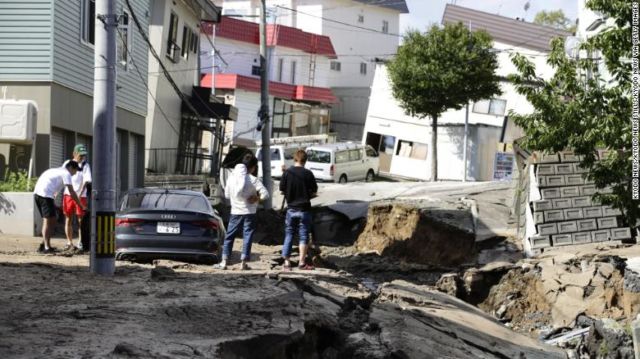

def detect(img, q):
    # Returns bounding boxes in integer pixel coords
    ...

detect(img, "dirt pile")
[479,268,552,333]
[354,201,475,267]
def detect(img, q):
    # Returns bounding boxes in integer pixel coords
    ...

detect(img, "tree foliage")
[509,0,638,225]
[387,23,501,181]
[533,10,576,33]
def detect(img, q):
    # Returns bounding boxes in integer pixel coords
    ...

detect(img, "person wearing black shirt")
[279,150,318,270]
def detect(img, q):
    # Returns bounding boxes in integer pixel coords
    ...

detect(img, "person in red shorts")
[62,144,92,250]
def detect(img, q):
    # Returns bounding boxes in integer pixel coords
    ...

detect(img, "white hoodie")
[225,164,269,215]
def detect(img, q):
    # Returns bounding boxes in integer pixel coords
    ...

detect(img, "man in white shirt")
[214,154,269,270]
[62,144,92,250]
[33,160,85,253]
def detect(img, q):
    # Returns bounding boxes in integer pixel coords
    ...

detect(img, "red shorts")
[63,195,87,217]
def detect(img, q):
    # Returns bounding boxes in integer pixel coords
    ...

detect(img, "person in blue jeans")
[280,150,318,271]
[215,154,268,270]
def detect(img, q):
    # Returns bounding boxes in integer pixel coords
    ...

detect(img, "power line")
[124,0,226,144]
[116,27,180,136]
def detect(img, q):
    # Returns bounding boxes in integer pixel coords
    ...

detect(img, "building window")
[277,58,284,82]
[358,14,364,23]
[396,140,427,160]
[251,65,261,76]
[117,12,131,70]
[190,30,198,54]
[291,61,297,84]
[472,99,507,116]
[360,62,367,75]
[167,12,179,62]
[181,26,190,59]
[81,0,96,45]
[330,61,341,71]
[382,20,389,34]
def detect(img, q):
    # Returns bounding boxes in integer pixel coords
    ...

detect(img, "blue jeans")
[222,214,256,261]
[282,209,312,258]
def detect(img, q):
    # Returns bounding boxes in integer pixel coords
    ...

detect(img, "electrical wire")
[116,27,180,136]
[124,0,226,144]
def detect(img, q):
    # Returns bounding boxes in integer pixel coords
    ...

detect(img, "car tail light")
[115,218,144,227]
[330,164,334,176]
[191,220,219,230]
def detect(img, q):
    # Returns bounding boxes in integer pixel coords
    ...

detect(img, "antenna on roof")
[523,1,531,20]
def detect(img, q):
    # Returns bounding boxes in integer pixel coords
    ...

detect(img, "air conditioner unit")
[172,44,181,63]
[0,100,37,144]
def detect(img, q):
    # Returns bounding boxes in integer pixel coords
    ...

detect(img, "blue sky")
[400,0,578,34]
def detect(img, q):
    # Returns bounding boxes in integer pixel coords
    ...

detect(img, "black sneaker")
[36,243,45,253]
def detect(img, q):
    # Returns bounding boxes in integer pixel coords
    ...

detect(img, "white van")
[305,143,379,183]
[256,145,299,178]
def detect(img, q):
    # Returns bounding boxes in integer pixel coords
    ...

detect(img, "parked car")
[256,145,300,178]
[305,143,379,183]
[115,188,224,264]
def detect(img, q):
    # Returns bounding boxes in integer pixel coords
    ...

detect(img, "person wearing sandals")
[215,154,268,270]
[33,160,86,253]
[280,150,317,271]
[62,144,92,251]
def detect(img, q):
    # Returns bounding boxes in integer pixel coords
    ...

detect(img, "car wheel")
[339,175,348,184]
[365,170,375,182]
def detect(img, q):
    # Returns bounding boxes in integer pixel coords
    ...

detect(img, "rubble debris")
[584,319,634,359]
[624,257,640,318]
[481,252,632,334]
[354,201,475,266]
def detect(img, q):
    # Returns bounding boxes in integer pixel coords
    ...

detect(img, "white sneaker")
[240,261,250,270]
[213,261,227,270]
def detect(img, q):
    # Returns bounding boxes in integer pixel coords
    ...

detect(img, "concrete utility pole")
[258,0,273,209]
[463,103,469,182]
[91,0,117,276]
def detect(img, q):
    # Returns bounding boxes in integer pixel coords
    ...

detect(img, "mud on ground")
[0,238,564,359]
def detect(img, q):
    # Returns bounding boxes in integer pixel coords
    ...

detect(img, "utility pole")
[462,103,469,182]
[258,0,273,209]
[91,0,117,276]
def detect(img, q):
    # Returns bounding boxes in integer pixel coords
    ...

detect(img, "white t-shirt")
[34,168,73,199]
[62,160,92,197]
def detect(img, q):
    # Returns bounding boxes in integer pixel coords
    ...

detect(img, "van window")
[284,148,297,160]
[307,149,331,163]
[365,145,378,157]
[336,151,349,164]
[257,148,281,161]
[349,149,361,161]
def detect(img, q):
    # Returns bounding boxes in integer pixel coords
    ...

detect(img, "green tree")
[533,10,576,33]
[510,0,638,225]
[387,23,501,181]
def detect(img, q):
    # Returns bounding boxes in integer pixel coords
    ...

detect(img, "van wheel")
[338,175,348,184]
[366,170,375,182]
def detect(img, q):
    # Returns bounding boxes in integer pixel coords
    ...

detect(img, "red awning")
[201,73,338,104]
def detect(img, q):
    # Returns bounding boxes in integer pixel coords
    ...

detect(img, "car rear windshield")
[257,148,281,161]
[122,192,211,212]
[306,150,331,163]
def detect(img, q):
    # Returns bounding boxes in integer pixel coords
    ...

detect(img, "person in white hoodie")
[215,154,269,270]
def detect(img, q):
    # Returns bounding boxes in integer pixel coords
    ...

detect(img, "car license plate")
[157,222,180,234]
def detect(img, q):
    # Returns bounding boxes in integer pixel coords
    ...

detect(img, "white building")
[362,4,570,182]
[200,17,338,145]
[146,0,236,174]
[213,0,408,140]
[575,0,615,84]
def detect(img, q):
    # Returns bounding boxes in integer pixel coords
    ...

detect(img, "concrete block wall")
[527,150,633,251]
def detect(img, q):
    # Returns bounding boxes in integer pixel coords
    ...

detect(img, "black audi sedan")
[115,189,224,264]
